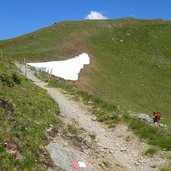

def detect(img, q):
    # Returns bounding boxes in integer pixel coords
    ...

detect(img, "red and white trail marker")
[71,161,95,169]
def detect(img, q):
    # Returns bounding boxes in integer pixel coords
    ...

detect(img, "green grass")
[36,70,171,151]
[53,77,171,151]
[35,70,121,125]
[124,114,171,150]
[46,74,120,126]
[83,19,171,120]
[0,17,171,157]
[161,163,171,171]
[145,147,158,156]
[0,58,60,170]
[0,18,170,122]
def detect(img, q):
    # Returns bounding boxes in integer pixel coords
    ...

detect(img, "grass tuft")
[145,148,158,156]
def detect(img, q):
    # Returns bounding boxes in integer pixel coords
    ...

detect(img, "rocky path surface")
[17,64,168,171]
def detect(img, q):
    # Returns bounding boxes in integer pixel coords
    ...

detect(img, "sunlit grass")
[0,19,170,121]
[36,70,171,151]
[0,58,60,170]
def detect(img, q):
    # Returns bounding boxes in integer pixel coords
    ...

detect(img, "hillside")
[16,65,170,171]
[0,18,171,121]
[0,58,60,170]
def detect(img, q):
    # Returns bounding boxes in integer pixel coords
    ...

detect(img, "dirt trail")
[17,64,168,171]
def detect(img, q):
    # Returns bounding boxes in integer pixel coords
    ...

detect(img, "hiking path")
[17,64,168,171]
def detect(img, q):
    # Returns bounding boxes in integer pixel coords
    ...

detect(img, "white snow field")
[27,53,90,81]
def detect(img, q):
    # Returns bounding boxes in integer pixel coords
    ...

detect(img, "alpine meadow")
[0,18,171,170]
[1,18,171,121]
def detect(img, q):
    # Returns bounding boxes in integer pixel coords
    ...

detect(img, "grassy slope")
[36,70,171,151]
[84,19,171,121]
[0,18,171,121]
[0,58,60,170]
[40,71,171,150]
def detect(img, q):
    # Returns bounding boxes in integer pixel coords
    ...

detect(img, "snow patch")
[27,53,90,81]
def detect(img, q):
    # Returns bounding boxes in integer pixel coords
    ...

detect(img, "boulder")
[136,113,153,123]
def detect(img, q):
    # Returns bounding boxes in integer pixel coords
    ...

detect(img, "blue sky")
[0,0,171,40]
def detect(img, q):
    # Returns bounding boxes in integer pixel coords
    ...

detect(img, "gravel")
[17,64,169,171]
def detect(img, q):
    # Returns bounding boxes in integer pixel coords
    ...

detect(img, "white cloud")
[85,11,108,20]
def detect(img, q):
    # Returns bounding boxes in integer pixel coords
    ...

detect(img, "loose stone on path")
[45,142,97,171]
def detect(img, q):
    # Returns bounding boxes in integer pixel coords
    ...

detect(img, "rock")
[4,140,25,163]
[136,113,169,129]
[0,99,14,111]
[120,39,124,43]
[16,151,25,163]
[160,123,168,129]
[120,148,127,152]
[4,140,19,154]
[109,150,114,154]
[45,142,97,171]
[115,143,120,147]
[137,159,144,163]
[46,125,54,134]
[88,101,93,104]
[5,111,14,117]
[137,113,153,123]
[103,147,108,150]
[46,127,53,133]
[83,135,92,147]
[150,163,157,168]
[91,116,97,121]
[135,162,139,165]
[52,139,56,143]
[43,165,47,168]
[64,143,68,147]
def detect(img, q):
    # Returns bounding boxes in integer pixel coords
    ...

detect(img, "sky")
[0,0,171,40]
